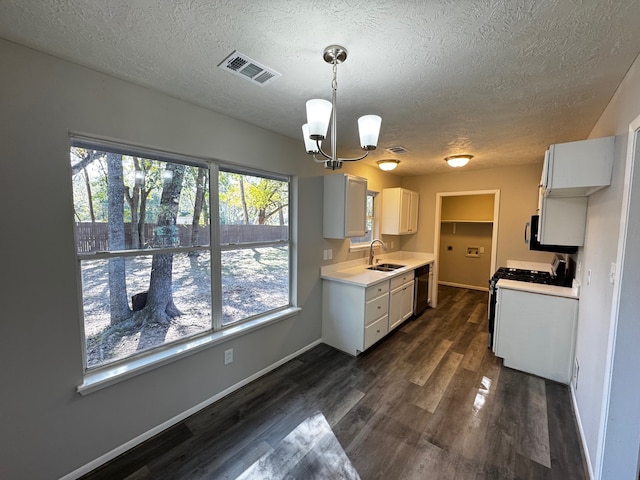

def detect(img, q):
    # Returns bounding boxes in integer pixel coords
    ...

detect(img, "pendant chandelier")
[302,45,382,170]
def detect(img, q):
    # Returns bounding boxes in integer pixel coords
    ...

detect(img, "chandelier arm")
[338,151,371,163]
[311,154,330,164]
[314,139,332,160]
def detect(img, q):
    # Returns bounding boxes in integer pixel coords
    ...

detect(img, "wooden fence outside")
[75,222,288,253]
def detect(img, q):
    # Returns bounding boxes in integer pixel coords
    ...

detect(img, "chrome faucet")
[369,239,387,265]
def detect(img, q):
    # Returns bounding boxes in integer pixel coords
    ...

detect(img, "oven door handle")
[524,221,530,244]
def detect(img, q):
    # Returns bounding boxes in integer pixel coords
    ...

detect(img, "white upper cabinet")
[381,187,419,235]
[538,196,588,246]
[323,173,367,238]
[542,136,614,197]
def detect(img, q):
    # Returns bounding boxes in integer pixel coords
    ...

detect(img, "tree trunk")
[106,152,132,325]
[239,176,249,224]
[189,167,207,251]
[124,159,142,249]
[143,163,186,323]
[139,187,151,248]
[83,167,96,223]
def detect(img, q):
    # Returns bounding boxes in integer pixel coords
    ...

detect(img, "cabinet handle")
[378,306,381,309]
[376,329,380,333]
[524,222,530,244]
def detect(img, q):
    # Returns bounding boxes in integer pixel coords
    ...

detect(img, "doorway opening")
[432,190,500,307]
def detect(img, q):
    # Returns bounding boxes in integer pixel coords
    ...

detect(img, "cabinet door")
[389,280,415,330]
[495,288,577,384]
[408,191,419,233]
[323,174,367,238]
[389,286,404,330]
[382,188,418,235]
[401,279,415,321]
[546,136,614,196]
[344,175,367,237]
[539,196,587,246]
[399,189,412,234]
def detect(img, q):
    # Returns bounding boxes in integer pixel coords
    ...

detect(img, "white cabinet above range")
[541,136,614,197]
[381,187,419,235]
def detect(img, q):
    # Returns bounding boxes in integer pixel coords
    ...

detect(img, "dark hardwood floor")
[82,286,587,480]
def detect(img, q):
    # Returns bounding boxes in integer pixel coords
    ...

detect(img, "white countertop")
[497,278,579,299]
[320,251,435,287]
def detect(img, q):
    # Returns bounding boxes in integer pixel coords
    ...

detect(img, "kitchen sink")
[367,263,405,272]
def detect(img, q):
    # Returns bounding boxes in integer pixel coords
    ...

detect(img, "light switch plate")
[609,262,616,284]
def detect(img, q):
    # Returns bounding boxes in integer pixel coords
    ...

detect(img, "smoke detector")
[218,51,281,87]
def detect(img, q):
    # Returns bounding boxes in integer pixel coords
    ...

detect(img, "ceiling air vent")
[386,145,409,154]
[218,51,281,87]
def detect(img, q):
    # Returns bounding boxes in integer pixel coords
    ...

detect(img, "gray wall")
[576,52,640,478]
[0,39,326,479]
[400,163,557,267]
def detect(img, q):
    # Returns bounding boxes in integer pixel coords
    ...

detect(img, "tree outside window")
[71,139,291,370]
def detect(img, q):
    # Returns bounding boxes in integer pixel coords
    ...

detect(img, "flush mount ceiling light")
[377,159,400,171]
[445,154,473,168]
[302,45,382,170]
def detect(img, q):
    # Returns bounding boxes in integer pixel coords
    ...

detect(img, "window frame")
[70,134,297,393]
[216,165,292,329]
[349,190,379,251]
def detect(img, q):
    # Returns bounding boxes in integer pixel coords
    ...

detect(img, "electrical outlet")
[327,248,332,260]
[224,348,233,365]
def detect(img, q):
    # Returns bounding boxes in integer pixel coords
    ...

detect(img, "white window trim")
[71,134,296,393]
[78,306,301,395]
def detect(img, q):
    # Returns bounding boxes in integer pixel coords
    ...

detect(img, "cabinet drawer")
[366,281,389,301]
[364,315,389,350]
[391,272,414,290]
[365,293,389,325]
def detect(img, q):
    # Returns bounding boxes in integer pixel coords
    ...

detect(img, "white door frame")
[432,189,500,307]
[595,115,640,479]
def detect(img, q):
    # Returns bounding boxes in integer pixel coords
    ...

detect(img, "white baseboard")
[570,383,595,480]
[60,339,322,480]
[438,281,489,292]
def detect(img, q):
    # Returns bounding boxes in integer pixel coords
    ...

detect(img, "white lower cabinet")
[322,271,416,356]
[494,287,577,384]
[389,272,415,330]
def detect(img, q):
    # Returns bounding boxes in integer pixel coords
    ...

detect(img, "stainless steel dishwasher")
[413,263,430,316]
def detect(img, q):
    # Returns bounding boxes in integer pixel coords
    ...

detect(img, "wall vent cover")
[386,145,409,154]
[218,51,281,87]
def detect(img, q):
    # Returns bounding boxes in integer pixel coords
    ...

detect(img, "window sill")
[77,307,301,396]
[349,243,370,253]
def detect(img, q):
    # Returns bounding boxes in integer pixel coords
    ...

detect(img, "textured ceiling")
[2,0,640,175]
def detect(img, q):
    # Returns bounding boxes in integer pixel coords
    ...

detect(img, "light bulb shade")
[377,159,400,171]
[358,115,382,150]
[302,124,320,154]
[306,99,332,140]
[445,155,472,168]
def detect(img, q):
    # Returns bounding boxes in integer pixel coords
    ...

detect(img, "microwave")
[527,215,578,254]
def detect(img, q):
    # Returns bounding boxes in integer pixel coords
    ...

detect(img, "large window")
[71,138,290,370]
